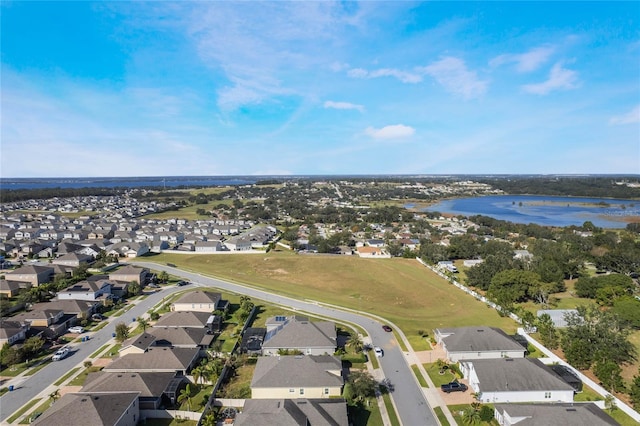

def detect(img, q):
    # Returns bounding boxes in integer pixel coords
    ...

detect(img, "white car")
[68,326,84,333]
[52,347,69,361]
[374,347,384,358]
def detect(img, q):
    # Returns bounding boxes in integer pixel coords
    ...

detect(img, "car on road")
[382,325,392,332]
[52,347,70,361]
[440,381,468,393]
[177,280,190,286]
[374,347,384,357]
[67,326,84,333]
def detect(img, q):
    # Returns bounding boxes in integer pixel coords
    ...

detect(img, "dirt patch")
[91,357,112,368]
[59,385,82,396]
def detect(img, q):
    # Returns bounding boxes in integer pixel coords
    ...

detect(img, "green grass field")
[143,251,517,351]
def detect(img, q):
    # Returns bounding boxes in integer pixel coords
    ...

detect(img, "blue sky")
[2,1,639,177]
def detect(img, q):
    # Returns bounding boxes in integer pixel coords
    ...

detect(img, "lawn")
[142,252,517,351]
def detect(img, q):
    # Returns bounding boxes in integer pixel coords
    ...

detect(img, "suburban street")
[0,285,186,423]
[134,261,438,426]
[1,262,438,425]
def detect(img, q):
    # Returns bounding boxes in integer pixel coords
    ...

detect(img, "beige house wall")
[252,386,342,399]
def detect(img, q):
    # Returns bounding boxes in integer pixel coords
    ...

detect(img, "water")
[423,195,639,229]
[0,176,259,190]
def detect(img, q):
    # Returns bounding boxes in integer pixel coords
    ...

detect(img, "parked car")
[68,326,84,333]
[441,381,468,393]
[91,314,104,321]
[382,325,392,332]
[374,347,384,358]
[52,347,70,361]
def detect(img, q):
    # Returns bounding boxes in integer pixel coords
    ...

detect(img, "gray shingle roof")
[493,403,620,425]
[153,311,212,328]
[466,358,575,392]
[174,290,221,305]
[251,355,343,389]
[437,326,525,353]
[104,347,199,373]
[235,398,349,426]
[263,317,336,350]
[149,326,213,347]
[82,371,176,398]
[31,392,139,426]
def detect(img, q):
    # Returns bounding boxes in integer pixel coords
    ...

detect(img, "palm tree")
[461,406,482,425]
[137,317,149,332]
[191,366,202,387]
[177,384,194,411]
[347,331,364,353]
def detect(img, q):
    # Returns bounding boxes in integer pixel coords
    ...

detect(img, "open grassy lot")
[141,251,516,351]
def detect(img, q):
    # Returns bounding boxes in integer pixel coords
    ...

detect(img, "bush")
[479,405,494,421]
[150,312,160,321]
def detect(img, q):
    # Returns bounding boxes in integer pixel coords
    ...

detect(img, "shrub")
[479,405,494,421]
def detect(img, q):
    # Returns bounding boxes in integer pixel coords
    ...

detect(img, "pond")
[421,195,640,229]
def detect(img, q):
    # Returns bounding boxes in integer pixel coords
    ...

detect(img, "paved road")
[0,285,186,423]
[134,262,438,426]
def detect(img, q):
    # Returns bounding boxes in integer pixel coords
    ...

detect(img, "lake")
[422,195,640,229]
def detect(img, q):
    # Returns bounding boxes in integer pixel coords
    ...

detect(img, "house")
[493,402,619,426]
[81,371,185,410]
[234,398,349,426]
[224,236,252,251]
[103,347,200,375]
[514,250,533,261]
[31,392,140,426]
[57,279,112,301]
[434,327,526,362]
[356,246,390,258]
[51,252,93,267]
[251,355,343,399]
[148,326,214,349]
[12,304,75,337]
[120,332,156,356]
[460,358,575,404]
[171,291,225,313]
[0,279,22,297]
[153,311,216,330]
[6,264,54,287]
[46,299,100,320]
[262,316,336,356]
[0,320,28,346]
[537,309,578,328]
[109,265,149,285]
[194,241,223,252]
[437,260,458,273]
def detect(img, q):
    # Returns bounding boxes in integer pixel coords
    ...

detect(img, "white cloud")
[490,46,555,72]
[323,100,364,112]
[420,57,488,99]
[365,124,415,139]
[522,63,579,95]
[347,67,423,84]
[609,105,640,125]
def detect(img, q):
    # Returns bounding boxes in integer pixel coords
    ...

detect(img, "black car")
[177,280,190,286]
[382,325,392,332]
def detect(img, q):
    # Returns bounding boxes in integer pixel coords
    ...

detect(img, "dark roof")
[493,403,620,425]
[240,328,266,352]
[31,392,139,426]
[82,371,176,397]
[465,358,575,392]
[252,355,343,389]
[263,317,336,350]
[104,347,199,373]
[436,326,526,353]
[173,290,222,305]
[235,398,349,426]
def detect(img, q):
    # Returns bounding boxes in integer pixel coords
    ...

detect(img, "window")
[544,392,551,399]
[324,388,329,395]
[300,388,304,395]
[289,388,295,393]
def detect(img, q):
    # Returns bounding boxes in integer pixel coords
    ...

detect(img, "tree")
[593,360,625,393]
[115,322,130,342]
[347,331,364,353]
[535,313,559,349]
[346,370,378,405]
[137,317,149,332]
[0,343,20,368]
[158,271,169,284]
[177,384,194,410]
[460,405,482,425]
[21,336,45,360]
[127,281,141,297]
[49,389,60,404]
[629,369,640,410]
